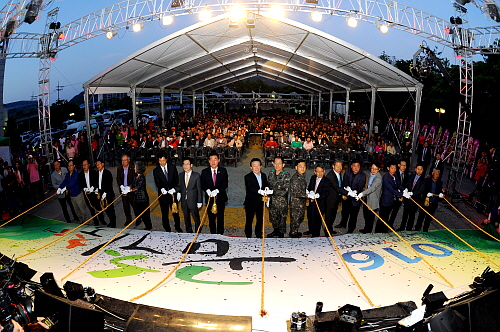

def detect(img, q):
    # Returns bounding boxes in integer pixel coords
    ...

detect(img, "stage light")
[24,0,42,24]
[230,5,246,21]
[346,15,358,27]
[106,29,118,39]
[268,5,285,19]
[376,21,389,33]
[311,10,322,22]
[246,12,256,28]
[229,17,239,28]
[199,6,211,21]
[162,14,174,26]
[132,22,144,32]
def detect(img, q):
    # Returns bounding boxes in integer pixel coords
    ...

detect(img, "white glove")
[101,192,107,200]
[119,185,125,192]
[206,189,212,196]
[402,189,412,199]
[83,187,89,193]
[211,189,219,197]
[258,189,265,195]
[439,193,444,198]
[56,188,62,195]
[264,188,273,195]
[427,192,433,197]
[161,188,168,195]
[168,188,176,195]
[356,192,363,201]
[307,190,315,199]
[266,200,270,207]
[89,186,94,192]
[197,203,202,209]
[314,193,320,199]
[177,192,181,201]
[347,190,357,198]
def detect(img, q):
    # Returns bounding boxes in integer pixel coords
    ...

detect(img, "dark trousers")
[182,201,201,233]
[30,180,44,204]
[83,192,102,225]
[122,193,137,224]
[388,199,403,226]
[159,195,181,232]
[98,196,117,227]
[245,203,264,238]
[135,200,152,230]
[415,201,438,232]
[362,204,378,233]
[207,199,225,235]
[375,205,393,233]
[58,195,78,222]
[308,201,325,237]
[340,199,361,232]
[400,200,420,231]
[324,196,340,235]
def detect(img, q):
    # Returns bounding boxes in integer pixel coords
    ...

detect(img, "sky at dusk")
[3,0,499,104]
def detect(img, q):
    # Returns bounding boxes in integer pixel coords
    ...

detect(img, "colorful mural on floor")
[1,215,499,332]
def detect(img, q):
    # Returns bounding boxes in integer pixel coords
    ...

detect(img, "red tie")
[213,170,217,185]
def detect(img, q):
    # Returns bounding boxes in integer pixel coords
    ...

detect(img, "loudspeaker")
[40,272,65,298]
[34,290,104,332]
[63,281,84,301]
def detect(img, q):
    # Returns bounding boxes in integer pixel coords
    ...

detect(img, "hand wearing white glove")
[439,193,444,198]
[177,193,181,201]
[206,189,212,196]
[427,192,433,197]
[56,188,62,195]
[101,192,107,200]
[403,190,412,199]
[356,192,363,201]
[89,186,94,192]
[258,189,265,196]
[161,188,168,195]
[211,189,219,197]
[197,203,202,209]
[168,188,176,195]
[347,190,357,198]
[264,188,273,195]
[314,193,320,199]
[83,187,88,193]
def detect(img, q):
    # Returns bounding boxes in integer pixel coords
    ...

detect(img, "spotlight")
[106,29,118,39]
[24,0,42,24]
[49,22,61,30]
[450,16,463,25]
[229,17,239,28]
[199,6,211,21]
[346,15,358,27]
[162,14,174,26]
[171,0,184,8]
[376,21,389,33]
[268,5,285,19]
[311,10,322,22]
[230,5,246,21]
[132,22,144,32]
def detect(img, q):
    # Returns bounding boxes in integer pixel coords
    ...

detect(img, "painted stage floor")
[1,216,500,332]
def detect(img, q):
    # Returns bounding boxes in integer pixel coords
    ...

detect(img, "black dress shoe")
[278,232,285,238]
[107,223,116,228]
[144,227,152,231]
[266,230,282,238]
[303,230,312,236]
[334,224,345,228]
[396,228,405,232]
[175,228,183,233]
[359,229,370,234]
[290,232,302,238]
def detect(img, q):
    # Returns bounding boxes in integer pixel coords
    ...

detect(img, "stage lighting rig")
[24,0,43,24]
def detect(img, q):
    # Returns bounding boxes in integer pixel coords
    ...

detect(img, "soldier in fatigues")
[289,160,307,238]
[267,157,291,238]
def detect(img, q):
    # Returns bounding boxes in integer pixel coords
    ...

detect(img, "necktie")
[124,168,128,187]
[213,170,217,185]
[337,173,341,187]
[412,176,419,190]
[315,178,320,192]
[164,167,168,182]
[422,148,426,161]
[185,173,189,187]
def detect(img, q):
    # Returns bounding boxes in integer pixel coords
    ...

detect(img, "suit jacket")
[78,169,98,191]
[178,171,203,209]
[342,169,366,207]
[307,175,330,211]
[429,159,445,175]
[361,173,383,210]
[395,170,410,190]
[116,165,136,188]
[326,170,348,204]
[380,172,403,207]
[244,172,269,207]
[423,177,443,203]
[153,162,179,195]
[417,145,432,165]
[201,167,229,203]
[406,173,426,202]
[97,169,115,198]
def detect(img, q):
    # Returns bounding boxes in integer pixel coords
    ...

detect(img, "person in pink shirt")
[26,156,45,203]
[302,137,315,151]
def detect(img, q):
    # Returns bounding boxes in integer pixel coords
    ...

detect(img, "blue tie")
[337,173,341,187]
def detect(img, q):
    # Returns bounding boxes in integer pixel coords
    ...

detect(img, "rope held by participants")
[129,195,211,302]
[358,198,454,288]
[314,198,377,307]
[410,196,500,269]
[16,193,124,261]
[0,193,57,228]
[62,194,160,281]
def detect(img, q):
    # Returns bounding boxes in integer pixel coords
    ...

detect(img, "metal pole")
[132,86,137,129]
[310,94,313,116]
[202,92,205,116]
[329,90,333,121]
[160,88,165,127]
[345,90,350,123]
[318,91,321,118]
[84,86,93,165]
[411,85,423,168]
[193,91,196,117]
[368,87,376,138]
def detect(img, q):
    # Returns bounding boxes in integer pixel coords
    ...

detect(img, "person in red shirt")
[168,135,179,148]
[264,136,279,148]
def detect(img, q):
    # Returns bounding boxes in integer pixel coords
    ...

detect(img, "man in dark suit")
[325,160,348,235]
[428,153,444,180]
[116,154,137,226]
[95,159,117,228]
[375,162,404,233]
[335,160,366,233]
[78,159,103,226]
[177,157,203,233]
[243,158,269,238]
[306,165,330,237]
[388,159,410,227]
[414,169,443,232]
[201,151,229,235]
[417,142,432,173]
[398,163,426,231]
[153,151,182,232]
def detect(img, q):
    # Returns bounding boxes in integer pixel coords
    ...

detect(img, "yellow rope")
[129,196,211,302]
[436,195,500,243]
[358,198,454,288]
[15,194,124,261]
[83,191,109,213]
[410,196,500,269]
[62,194,159,281]
[0,193,57,228]
[314,199,377,307]
[260,196,268,317]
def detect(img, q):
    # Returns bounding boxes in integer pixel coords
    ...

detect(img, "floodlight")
[199,7,211,21]
[311,10,322,22]
[106,29,118,39]
[229,17,239,28]
[162,14,174,26]
[230,5,246,21]
[346,15,358,27]
[132,22,144,32]
[269,5,285,19]
[376,21,389,33]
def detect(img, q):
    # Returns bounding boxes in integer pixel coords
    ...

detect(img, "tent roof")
[84,12,422,94]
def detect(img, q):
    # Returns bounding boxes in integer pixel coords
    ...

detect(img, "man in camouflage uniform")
[267,157,291,238]
[289,160,307,238]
